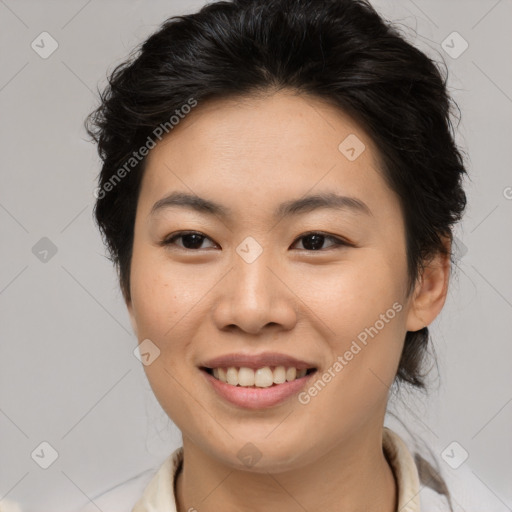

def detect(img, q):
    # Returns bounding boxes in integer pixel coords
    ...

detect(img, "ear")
[405,238,451,332]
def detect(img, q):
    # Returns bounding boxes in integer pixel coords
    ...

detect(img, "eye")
[290,231,350,251]
[162,231,218,250]
[161,230,351,251]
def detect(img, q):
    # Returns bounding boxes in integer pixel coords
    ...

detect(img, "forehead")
[139,90,396,219]
[147,90,375,164]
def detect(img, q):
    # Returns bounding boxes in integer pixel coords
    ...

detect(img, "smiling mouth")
[201,366,317,388]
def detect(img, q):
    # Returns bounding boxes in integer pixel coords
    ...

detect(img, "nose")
[211,248,297,335]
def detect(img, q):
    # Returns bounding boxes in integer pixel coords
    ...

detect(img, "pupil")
[183,233,203,249]
[304,234,324,250]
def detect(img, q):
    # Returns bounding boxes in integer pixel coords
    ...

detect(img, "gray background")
[0,1,511,511]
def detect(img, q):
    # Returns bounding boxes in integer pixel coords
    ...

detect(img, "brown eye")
[163,231,217,250]
[291,232,349,251]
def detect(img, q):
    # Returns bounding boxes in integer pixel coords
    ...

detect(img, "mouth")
[200,366,317,388]
[198,352,319,409]
[200,364,318,409]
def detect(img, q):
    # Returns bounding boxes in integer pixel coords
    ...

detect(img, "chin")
[209,434,317,474]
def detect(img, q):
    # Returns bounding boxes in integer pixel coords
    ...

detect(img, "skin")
[127,89,450,512]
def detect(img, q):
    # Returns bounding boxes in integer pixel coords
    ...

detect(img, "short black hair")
[85,0,467,394]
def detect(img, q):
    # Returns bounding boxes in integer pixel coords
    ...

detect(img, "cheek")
[293,250,407,404]
[129,247,205,427]
[293,250,407,341]
[297,270,406,440]
[130,245,205,339]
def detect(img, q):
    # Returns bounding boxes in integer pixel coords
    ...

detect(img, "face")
[127,90,433,472]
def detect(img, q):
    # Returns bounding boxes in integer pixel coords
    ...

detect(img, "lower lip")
[201,369,316,409]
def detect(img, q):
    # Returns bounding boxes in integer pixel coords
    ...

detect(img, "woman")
[83,0,481,510]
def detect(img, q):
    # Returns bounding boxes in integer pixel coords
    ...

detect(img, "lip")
[200,351,316,370]
[200,368,317,409]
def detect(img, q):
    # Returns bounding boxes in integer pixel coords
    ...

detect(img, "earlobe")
[405,242,451,332]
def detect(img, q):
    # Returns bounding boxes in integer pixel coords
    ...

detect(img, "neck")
[175,426,397,512]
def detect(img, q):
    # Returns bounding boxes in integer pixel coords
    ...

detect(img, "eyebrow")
[150,191,372,219]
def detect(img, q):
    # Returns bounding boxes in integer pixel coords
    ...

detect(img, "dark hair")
[86,0,466,395]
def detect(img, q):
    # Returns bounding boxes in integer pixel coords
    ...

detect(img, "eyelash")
[161,230,352,252]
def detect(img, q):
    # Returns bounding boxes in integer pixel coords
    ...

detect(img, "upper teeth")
[211,366,308,387]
